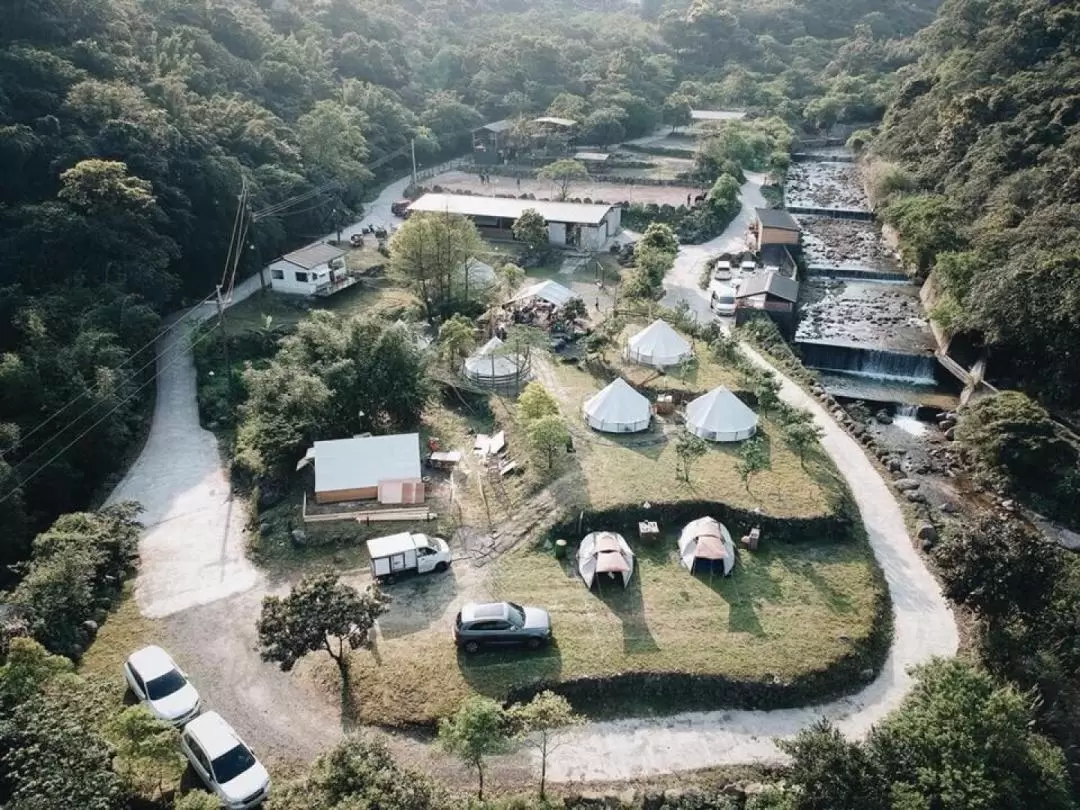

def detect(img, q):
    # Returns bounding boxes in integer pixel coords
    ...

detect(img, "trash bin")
[554,539,567,559]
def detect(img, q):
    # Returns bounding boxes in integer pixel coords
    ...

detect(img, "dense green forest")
[0,0,938,577]
[874,0,1080,406]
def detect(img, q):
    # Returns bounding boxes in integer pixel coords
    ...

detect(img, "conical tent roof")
[625,319,692,367]
[583,378,651,433]
[685,386,758,442]
[463,337,528,384]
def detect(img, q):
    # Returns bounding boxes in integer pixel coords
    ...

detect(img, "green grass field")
[330,532,882,726]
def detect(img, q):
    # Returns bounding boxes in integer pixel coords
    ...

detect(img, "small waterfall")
[893,403,926,437]
[797,341,938,384]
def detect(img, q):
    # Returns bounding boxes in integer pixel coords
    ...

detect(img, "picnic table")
[638,520,659,539]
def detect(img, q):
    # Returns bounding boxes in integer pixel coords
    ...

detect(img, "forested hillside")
[0,0,937,577]
[876,0,1080,406]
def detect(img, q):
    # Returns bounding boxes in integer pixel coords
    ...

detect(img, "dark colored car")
[390,199,411,217]
[453,601,552,653]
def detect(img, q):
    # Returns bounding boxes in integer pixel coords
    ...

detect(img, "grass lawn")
[333,533,882,726]
[544,359,836,518]
[80,587,163,681]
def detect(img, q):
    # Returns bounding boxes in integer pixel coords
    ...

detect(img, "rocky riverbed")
[796,277,936,352]
[786,161,870,210]
[801,217,902,272]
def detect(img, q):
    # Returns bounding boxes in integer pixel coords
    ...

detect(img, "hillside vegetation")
[0,0,937,577]
[875,0,1080,406]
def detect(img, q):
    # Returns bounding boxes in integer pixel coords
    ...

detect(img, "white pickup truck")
[366,532,451,581]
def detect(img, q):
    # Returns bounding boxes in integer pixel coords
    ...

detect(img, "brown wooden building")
[734,271,800,337]
[754,207,801,251]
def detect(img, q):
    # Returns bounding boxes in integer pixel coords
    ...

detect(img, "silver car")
[453,601,552,653]
[124,645,201,725]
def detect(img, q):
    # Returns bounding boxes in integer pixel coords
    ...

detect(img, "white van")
[367,532,451,581]
[710,285,737,316]
[712,259,732,281]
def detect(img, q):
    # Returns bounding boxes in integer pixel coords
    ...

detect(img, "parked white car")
[712,259,732,281]
[181,712,271,810]
[124,645,201,725]
[740,259,757,274]
[710,285,737,316]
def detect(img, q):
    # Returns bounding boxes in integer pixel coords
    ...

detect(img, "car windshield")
[145,669,187,700]
[716,295,735,305]
[506,602,526,627]
[211,744,257,784]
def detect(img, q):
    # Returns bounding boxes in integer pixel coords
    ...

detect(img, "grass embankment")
[329,531,882,726]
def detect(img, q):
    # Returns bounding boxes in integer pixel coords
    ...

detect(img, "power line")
[0,322,223,506]
[9,289,219,459]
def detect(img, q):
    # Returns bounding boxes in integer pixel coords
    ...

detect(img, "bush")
[955,391,1080,528]
[10,503,142,658]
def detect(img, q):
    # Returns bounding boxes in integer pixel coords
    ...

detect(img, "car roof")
[461,602,509,623]
[184,711,245,760]
[128,645,177,680]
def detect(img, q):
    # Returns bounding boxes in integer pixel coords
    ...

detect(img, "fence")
[301,492,436,524]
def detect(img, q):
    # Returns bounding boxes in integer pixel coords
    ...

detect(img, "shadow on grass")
[693,544,787,637]
[456,645,564,698]
[594,564,660,655]
[775,541,859,615]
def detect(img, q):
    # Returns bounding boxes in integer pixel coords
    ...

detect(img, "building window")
[271,268,284,280]
[295,271,309,282]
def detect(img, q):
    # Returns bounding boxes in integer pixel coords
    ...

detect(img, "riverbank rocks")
[916,522,938,544]
[894,478,920,492]
[290,529,307,546]
[906,490,927,503]
[875,409,893,424]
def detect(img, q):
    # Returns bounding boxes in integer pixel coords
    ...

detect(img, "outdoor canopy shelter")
[463,337,530,387]
[582,378,651,433]
[685,386,759,442]
[509,279,577,308]
[678,517,736,576]
[625,319,692,368]
[578,531,635,589]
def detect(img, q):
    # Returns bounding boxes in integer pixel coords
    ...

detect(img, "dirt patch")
[786,161,869,210]
[428,171,699,207]
[800,216,902,272]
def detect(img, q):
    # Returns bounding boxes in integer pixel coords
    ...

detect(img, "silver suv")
[454,601,552,653]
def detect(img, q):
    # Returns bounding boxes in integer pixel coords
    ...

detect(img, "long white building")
[407,193,621,251]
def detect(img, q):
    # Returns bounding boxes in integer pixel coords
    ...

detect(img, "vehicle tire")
[463,641,480,654]
[526,637,542,650]
[434,561,448,573]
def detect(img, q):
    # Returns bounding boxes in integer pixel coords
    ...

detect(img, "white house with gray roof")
[268,243,352,296]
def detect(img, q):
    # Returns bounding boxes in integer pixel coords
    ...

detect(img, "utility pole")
[215,284,235,408]
[410,137,418,188]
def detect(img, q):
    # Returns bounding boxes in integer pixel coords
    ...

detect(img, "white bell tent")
[462,337,530,387]
[685,386,758,442]
[578,531,635,589]
[625,319,692,368]
[678,517,736,576]
[582,378,651,433]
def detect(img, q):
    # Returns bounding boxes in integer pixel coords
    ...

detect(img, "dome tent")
[625,319,692,368]
[578,531,635,589]
[678,517,735,576]
[463,337,530,387]
[583,378,651,433]
[685,386,758,442]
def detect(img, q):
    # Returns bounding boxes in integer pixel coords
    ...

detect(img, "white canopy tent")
[509,279,576,308]
[578,531,635,589]
[678,517,736,576]
[583,378,651,433]
[463,337,530,386]
[685,386,759,442]
[625,319,692,368]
